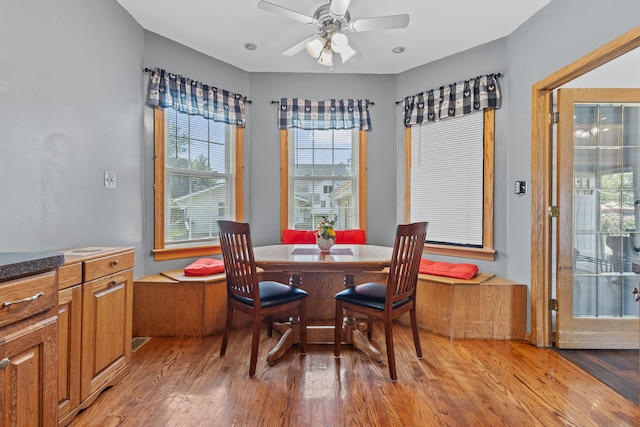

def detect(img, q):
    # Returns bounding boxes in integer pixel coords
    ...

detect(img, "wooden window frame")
[152,108,244,261]
[280,129,367,237]
[404,108,495,261]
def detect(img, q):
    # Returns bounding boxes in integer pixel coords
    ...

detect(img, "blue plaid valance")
[402,73,501,127]
[146,68,247,127]
[278,98,371,131]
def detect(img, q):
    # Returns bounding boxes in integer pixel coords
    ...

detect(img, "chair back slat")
[386,222,428,305]
[218,220,260,304]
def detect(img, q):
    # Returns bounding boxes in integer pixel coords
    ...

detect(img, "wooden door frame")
[531,26,640,347]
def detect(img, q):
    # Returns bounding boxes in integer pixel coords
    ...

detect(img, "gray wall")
[140,33,251,274]
[0,0,146,275]
[503,0,640,292]
[247,72,397,247]
[396,38,509,276]
[3,0,640,332]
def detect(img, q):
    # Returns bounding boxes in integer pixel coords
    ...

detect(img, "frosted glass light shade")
[306,37,325,59]
[339,45,357,63]
[330,32,349,52]
[317,48,333,66]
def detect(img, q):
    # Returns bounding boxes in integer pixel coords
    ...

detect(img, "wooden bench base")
[132,270,250,338]
[134,269,527,341]
[398,273,527,340]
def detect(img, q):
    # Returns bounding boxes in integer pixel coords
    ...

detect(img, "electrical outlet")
[514,180,527,195]
[104,171,116,188]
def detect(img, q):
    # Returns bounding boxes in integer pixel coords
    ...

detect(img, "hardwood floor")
[68,323,639,427]
[553,348,639,405]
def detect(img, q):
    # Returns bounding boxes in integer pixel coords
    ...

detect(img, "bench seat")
[397,273,527,340]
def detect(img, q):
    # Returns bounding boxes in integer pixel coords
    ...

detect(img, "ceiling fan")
[257,0,410,67]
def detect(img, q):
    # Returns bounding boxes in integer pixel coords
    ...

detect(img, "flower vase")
[316,237,335,252]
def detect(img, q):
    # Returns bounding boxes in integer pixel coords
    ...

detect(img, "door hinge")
[549,112,559,124]
[547,205,559,217]
[549,298,559,311]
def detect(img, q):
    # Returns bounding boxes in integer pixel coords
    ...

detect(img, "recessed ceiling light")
[392,46,406,54]
[244,43,257,51]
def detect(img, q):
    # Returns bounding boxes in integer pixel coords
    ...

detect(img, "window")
[281,128,366,233]
[153,108,244,261]
[406,108,495,260]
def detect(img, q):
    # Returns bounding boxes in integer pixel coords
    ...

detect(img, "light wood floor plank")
[69,322,639,426]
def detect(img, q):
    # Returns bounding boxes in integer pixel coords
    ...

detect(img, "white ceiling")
[118,0,551,75]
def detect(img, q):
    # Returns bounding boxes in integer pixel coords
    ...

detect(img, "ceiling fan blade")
[329,0,351,19]
[282,35,317,56]
[257,1,316,25]
[347,14,410,32]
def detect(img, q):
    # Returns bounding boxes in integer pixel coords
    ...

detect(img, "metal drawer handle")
[111,259,119,266]
[2,292,44,308]
[0,358,9,370]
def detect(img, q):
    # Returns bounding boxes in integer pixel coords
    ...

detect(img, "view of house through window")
[288,128,359,230]
[164,109,235,246]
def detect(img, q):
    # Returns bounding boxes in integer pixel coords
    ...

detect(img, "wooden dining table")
[253,243,393,365]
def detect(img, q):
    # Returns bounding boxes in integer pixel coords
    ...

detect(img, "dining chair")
[218,220,308,377]
[334,222,428,381]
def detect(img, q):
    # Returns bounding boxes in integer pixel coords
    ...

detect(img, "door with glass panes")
[557,88,640,349]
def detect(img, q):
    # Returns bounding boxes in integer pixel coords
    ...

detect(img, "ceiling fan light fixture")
[317,48,333,66]
[339,44,357,63]
[306,36,325,59]
[330,32,349,53]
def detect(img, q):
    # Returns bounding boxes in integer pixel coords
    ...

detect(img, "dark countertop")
[0,252,65,282]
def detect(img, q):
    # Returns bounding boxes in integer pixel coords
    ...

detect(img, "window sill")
[424,244,496,261]
[153,245,222,261]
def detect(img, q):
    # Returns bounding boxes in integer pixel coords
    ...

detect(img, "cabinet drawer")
[0,271,57,328]
[84,251,134,281]
[59,263,83,290]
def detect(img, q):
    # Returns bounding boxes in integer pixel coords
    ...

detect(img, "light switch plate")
[104,171,116,188]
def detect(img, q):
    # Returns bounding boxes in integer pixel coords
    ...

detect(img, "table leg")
[266,273,303,365]
[266,316,301,364]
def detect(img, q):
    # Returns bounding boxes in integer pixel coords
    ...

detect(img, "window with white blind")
[408,109,495,260]
[153,108,243,260]
[287,128,359,230]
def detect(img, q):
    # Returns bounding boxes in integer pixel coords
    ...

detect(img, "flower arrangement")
[316,217,336,240]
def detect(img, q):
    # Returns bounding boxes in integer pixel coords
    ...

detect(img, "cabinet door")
[58,284,82,423]
[81,268,133,401]
[0,317,57,427]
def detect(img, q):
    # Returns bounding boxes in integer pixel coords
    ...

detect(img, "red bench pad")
[184,258,225,276]
[419,259,478,280]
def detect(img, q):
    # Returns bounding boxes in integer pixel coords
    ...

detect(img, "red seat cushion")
[419,259,478,280]
[335,229,366,244]
[184,258,225,276]
[282,228,366,244]
[282,229,316,244]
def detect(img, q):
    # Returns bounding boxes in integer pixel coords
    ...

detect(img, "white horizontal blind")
[164,110,235,245]
[288,127,358,230]
[410,112,484,246]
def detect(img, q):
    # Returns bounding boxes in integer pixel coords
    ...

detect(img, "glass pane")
[598,105,622,147]
[164,110,234,245]
[289,128,358,230]
[573,275,597,316]
[572,102,640,318]
[574,105,598,147]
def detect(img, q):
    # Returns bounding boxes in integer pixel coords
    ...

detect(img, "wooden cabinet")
[0,270,59,427]
[57,247,134,427]
[57,282,82,424]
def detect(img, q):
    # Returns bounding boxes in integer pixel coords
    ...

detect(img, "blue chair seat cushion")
[232,281,308,308]
[335,282,410,311]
